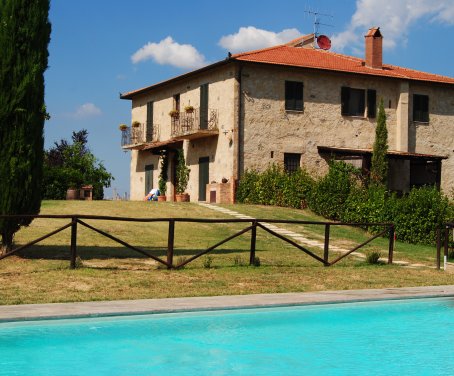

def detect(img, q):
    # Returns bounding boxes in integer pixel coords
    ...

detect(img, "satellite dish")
[317,35,331,50]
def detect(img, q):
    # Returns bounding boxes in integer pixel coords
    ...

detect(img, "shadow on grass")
[13,244,257,261]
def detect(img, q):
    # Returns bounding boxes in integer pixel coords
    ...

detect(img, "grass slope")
[0,200,451,305]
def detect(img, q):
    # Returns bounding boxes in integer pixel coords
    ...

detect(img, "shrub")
[366,251,382,264]
[236,165,314,209]
[203,256,213,269]
[388,186,450,244]
[308,161,360,220]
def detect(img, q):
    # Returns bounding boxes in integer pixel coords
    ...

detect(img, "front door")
[145,164,153,195]
[198,156,209,201]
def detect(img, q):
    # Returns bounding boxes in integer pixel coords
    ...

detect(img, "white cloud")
[218,26,301,53]
[131,36,208,69]
[332,0,454,53]
[73,103,102,118]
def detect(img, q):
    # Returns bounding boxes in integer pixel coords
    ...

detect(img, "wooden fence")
[0,214,395,269]
[436,223,454,270]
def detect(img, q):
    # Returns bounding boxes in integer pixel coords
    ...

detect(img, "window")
[285,81,304,111]
[341,87,376,118]
[284,153,301,173]
[413,94,429,122]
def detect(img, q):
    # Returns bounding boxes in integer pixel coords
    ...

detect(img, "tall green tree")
[370,99,388,186]
[0,0,51,253]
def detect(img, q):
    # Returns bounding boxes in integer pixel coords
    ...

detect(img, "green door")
[198,157,209,201]
[145,164,154,195]
[200,83,209,130]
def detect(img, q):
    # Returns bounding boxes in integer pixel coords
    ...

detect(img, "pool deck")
[1,285,454,322]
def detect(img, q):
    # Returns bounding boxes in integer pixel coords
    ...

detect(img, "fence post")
[249,220,257,265]
[436,228,441,270]
[444,226,449,271]
[167,220,175,269]
[388,225,394,265]
[70,217,77,269]
[323,224,330,266]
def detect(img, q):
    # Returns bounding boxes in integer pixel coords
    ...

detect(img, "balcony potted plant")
[168,109,180,118]
[184,105,194,114]
[175,149,191,202]
[132,120,141,128]
[158,152,168,202]
[119,123,128,131]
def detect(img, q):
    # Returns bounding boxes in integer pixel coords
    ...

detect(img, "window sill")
[413,121,429,125]
[342,115,366,120]
[285,109,304,114]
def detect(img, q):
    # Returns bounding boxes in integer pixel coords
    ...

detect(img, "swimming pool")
[1,297,453,375]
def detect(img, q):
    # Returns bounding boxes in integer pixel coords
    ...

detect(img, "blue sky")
[45,0,454,198]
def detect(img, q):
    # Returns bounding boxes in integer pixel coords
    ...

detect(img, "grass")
[0,200,452,305]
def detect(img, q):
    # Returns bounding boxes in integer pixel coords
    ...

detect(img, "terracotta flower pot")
[157,195,166,202]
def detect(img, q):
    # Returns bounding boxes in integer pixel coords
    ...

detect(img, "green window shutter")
[146,101,154,141]
[200,83,209,129]
[367,89,376,118]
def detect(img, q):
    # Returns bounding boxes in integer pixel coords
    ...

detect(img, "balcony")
[121,122,160,149]
[171,108,219,140]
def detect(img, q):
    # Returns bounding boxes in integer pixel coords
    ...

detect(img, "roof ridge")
[232,44,287,58]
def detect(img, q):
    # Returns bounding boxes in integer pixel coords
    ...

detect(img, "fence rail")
[0,214,395,269]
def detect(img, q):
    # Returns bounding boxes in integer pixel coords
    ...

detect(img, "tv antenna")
[304,8,334,50]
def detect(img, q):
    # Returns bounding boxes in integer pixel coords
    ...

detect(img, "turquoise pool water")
[1,298,454,375]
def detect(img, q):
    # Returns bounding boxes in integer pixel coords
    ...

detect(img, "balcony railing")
[171,108,219,139]
[121,123,160,148]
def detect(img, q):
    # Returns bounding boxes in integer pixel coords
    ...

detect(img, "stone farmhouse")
[120,27,454,202]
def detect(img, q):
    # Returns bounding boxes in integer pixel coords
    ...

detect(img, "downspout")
[236,63,243,182]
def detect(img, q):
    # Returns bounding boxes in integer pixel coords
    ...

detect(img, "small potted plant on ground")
[184,105,194,114]
[175,149,191,202]
[119,123,128,131]
[158,153,168,202]
[168,109,180,118]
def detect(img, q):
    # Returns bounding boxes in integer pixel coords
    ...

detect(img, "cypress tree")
[0,0,51,253]
[370,99,388,186]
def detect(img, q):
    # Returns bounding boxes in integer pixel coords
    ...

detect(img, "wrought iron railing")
[121,123,159,147]
[171,108,218,137]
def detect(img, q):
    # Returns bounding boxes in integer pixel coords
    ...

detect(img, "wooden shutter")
[200,83,209,129]
[367,89,376,118]
[341,87,350,115]
[295,82,303,111]
[285,81,303,111]
[146,101,154,141]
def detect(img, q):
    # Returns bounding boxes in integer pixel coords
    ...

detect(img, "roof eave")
[120,59,234,100]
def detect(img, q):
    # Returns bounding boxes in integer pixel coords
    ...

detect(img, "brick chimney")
[365,27,383,69]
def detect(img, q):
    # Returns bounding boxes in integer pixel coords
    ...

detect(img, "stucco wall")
[128,65,237,201]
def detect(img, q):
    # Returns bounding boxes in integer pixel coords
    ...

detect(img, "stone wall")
[240,64,453,192]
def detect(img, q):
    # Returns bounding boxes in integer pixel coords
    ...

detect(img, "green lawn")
[0,200,452,305]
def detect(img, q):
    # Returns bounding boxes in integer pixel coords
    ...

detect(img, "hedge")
[236,162,453,245]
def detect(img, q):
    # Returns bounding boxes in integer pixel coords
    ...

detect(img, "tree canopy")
[0,0,51,253]
[43,130,114,200]
[370,99,388,186]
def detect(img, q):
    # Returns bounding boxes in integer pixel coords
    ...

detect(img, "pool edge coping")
[1,285,454,322]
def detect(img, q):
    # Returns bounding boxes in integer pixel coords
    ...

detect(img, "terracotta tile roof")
[232,45,454,85]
